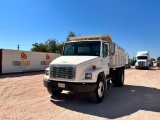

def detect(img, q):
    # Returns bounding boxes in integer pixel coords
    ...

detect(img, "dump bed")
[69,34,112,43]
[110,43,125,68]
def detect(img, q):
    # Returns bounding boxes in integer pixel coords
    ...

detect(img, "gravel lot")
[0,67,160,120]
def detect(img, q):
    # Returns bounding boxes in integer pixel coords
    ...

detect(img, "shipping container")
[0,49,60,74]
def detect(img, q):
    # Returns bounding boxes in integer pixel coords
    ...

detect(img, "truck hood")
[50,56,98,65]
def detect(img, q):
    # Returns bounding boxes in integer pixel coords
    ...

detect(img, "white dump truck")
[43,34,126,103]
[135,51,151,69]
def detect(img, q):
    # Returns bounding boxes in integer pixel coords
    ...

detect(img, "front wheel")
[90,79,105,103]
[51,89,62,96]
[47,87,62,96]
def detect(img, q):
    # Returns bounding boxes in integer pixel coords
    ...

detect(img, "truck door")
[102,43,109,75]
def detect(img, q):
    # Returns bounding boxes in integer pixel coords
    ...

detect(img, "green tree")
[131,60,137,66]
[57,42,65,54]
[66,31,77,41]
[31,31,77,53]
[45,39,58,53]
[31,39,59,53]
[131,57,137,66]
[157,57,160,62]
[31,39,64,54]
[31,43,48,52]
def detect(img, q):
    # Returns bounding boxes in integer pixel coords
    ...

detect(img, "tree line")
[31,31,76,54]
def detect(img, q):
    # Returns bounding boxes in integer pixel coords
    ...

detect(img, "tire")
[51,89,62,96]
[107,81,110,90]
[117,69,124,87]
[111,69,124,87]
[111,71,117,86]
[90,76,105,103]
[47,87,62,96]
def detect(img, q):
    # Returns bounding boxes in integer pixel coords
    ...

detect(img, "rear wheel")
[90,78,105,103]
[111,71,117,85]
[117,69,124,87]
[111,69,124,87]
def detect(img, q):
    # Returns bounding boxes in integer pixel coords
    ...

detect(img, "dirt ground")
[0,67,160,120]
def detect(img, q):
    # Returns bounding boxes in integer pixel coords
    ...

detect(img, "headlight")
[85,73,92,79]
[45,70,49,75]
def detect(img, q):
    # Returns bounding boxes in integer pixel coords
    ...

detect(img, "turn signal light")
[92,65,96,69]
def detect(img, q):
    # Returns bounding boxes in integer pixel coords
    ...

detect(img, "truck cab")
[43,34,125,103]
[135,51,151,69]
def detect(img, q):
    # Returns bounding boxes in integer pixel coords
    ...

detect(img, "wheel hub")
[98,81,104,98]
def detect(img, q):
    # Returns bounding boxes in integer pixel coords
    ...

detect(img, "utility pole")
[17,45,20,50]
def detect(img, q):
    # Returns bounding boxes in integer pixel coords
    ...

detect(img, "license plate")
[58,83,65,88]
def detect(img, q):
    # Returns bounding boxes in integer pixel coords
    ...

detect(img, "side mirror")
[110,42,115,55]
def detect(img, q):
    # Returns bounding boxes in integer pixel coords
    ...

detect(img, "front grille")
[138,61,145,66]
[50,65,76,80]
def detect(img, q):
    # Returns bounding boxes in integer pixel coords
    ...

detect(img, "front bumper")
[43,78,97,93]
[135,66,149,69]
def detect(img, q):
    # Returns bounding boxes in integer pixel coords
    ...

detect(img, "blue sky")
[0,0,160,59]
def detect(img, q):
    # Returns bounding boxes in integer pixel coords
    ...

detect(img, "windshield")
[137,56,148,59]
[63,41,100,56]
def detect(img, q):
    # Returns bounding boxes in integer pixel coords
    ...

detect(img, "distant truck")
[157,62,160,67]
[135,51,151,69]
[151,61,157,67]
[125,52,131,68]
[43,34,126,103]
